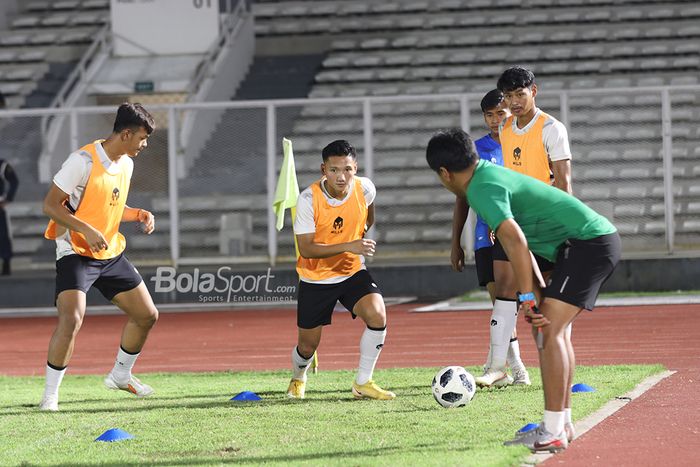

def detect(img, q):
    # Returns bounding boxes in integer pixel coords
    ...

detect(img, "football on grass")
[432,366,476,408]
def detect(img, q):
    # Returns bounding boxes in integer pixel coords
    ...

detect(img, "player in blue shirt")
[450,90,530,387]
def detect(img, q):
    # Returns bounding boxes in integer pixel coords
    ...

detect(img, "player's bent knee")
[297,342,317,358]
[58,312,83,335]
[136,308,158,328]
[364,311,386,328]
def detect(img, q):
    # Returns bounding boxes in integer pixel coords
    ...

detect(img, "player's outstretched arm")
[296,233,376,259]
[43,183,108,252]
[122,206,155,234]
[450,196,469,271]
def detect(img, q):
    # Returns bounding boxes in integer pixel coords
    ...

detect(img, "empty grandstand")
[0,0,698,271]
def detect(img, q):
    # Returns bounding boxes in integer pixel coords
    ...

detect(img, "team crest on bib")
[110,187,120,206]
[513,147,522,167]
[332,216,344,234]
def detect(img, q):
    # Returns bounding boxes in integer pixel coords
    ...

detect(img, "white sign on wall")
[111,0,219,56]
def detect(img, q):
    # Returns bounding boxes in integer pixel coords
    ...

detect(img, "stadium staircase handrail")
[38,23,112,181]
[186,0,249,100]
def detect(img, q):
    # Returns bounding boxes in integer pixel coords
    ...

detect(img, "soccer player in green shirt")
[426,128,621,453]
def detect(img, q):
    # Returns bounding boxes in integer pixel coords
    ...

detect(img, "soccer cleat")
[104,372,154,398]
[511,366,532,386]
[504,426,568,453]
[352,380,396,400]
[475,368,513,388]
[286,378,306,399]
[565,421,576,442]
[39,395,59,412]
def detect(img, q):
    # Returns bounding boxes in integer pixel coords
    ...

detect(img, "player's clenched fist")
[348,238,376,257]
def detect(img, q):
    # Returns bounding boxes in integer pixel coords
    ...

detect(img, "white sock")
[111,347,139,384]
[484,344,492,371]
[44,363,66,399]
[565,408,572,424]
[356,326,386,385]
[544,410,566,436]
[490,299,517,370]
[507,337,524,369]
[291,346,313,381]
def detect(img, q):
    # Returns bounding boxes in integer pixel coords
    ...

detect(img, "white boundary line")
[522,369,676,466]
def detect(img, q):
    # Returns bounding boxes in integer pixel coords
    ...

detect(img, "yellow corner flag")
[273,138,300,232]
[272,138,318,373]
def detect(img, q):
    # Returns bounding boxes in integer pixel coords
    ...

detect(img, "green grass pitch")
[0,364,663,466]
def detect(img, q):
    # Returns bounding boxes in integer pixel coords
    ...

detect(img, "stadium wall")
[2,257,699,308]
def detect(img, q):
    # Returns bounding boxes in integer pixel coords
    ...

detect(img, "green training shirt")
[466,160,617,262]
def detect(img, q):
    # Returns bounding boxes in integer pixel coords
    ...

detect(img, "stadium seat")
[418,36,452,48]
[579,185,612,199]
[621,148,656,160]
[422,228,451,242]
[0,33,29,46]
[413,53,446,66]
[451,34,481,46]
[29,32,58,44]
[647,8,675,20]
[384,228,419,243]
[54,1,81,10]
[339,3,370,15]
[0,51,18,63]
[614,10,643,21]
[394,211,427,223]
[550,30,577,43]
[84,0,108,7]
[614,204,646,217]
[396,17,424,30]
[26,1,50,12]
[613,28,642,40]
[615,222,640,235]
[352,55,383,67]
[11,16,41,28]
[646,27,673,39]
[41,14,71,27]
[458,14,487,27]
[427,16,458,29]
[620,167,652,179]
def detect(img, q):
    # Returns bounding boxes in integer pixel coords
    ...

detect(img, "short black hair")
[480,89,504,113]
[426,128,479,173]
[497,66,536,93]
[113,102,155,134]
[321,139,356,161]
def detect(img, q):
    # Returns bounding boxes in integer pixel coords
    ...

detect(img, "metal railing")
[2,84,698,269]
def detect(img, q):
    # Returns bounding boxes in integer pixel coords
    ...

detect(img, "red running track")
[1,303,698,465]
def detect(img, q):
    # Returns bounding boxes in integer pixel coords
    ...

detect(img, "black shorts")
[296,269,382,329]
[492,237,555,273]
[544,232,621,310]
[55,252,143,301]
[474,246,494,287]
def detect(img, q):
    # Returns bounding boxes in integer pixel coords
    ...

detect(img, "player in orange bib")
[39,103,159,411]
[287,140,395,401]
[475,68,575,390]
[498,66,572,192]
[476,67,577,443]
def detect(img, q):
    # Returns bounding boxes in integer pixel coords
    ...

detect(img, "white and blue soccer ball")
[432,366,476,408]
